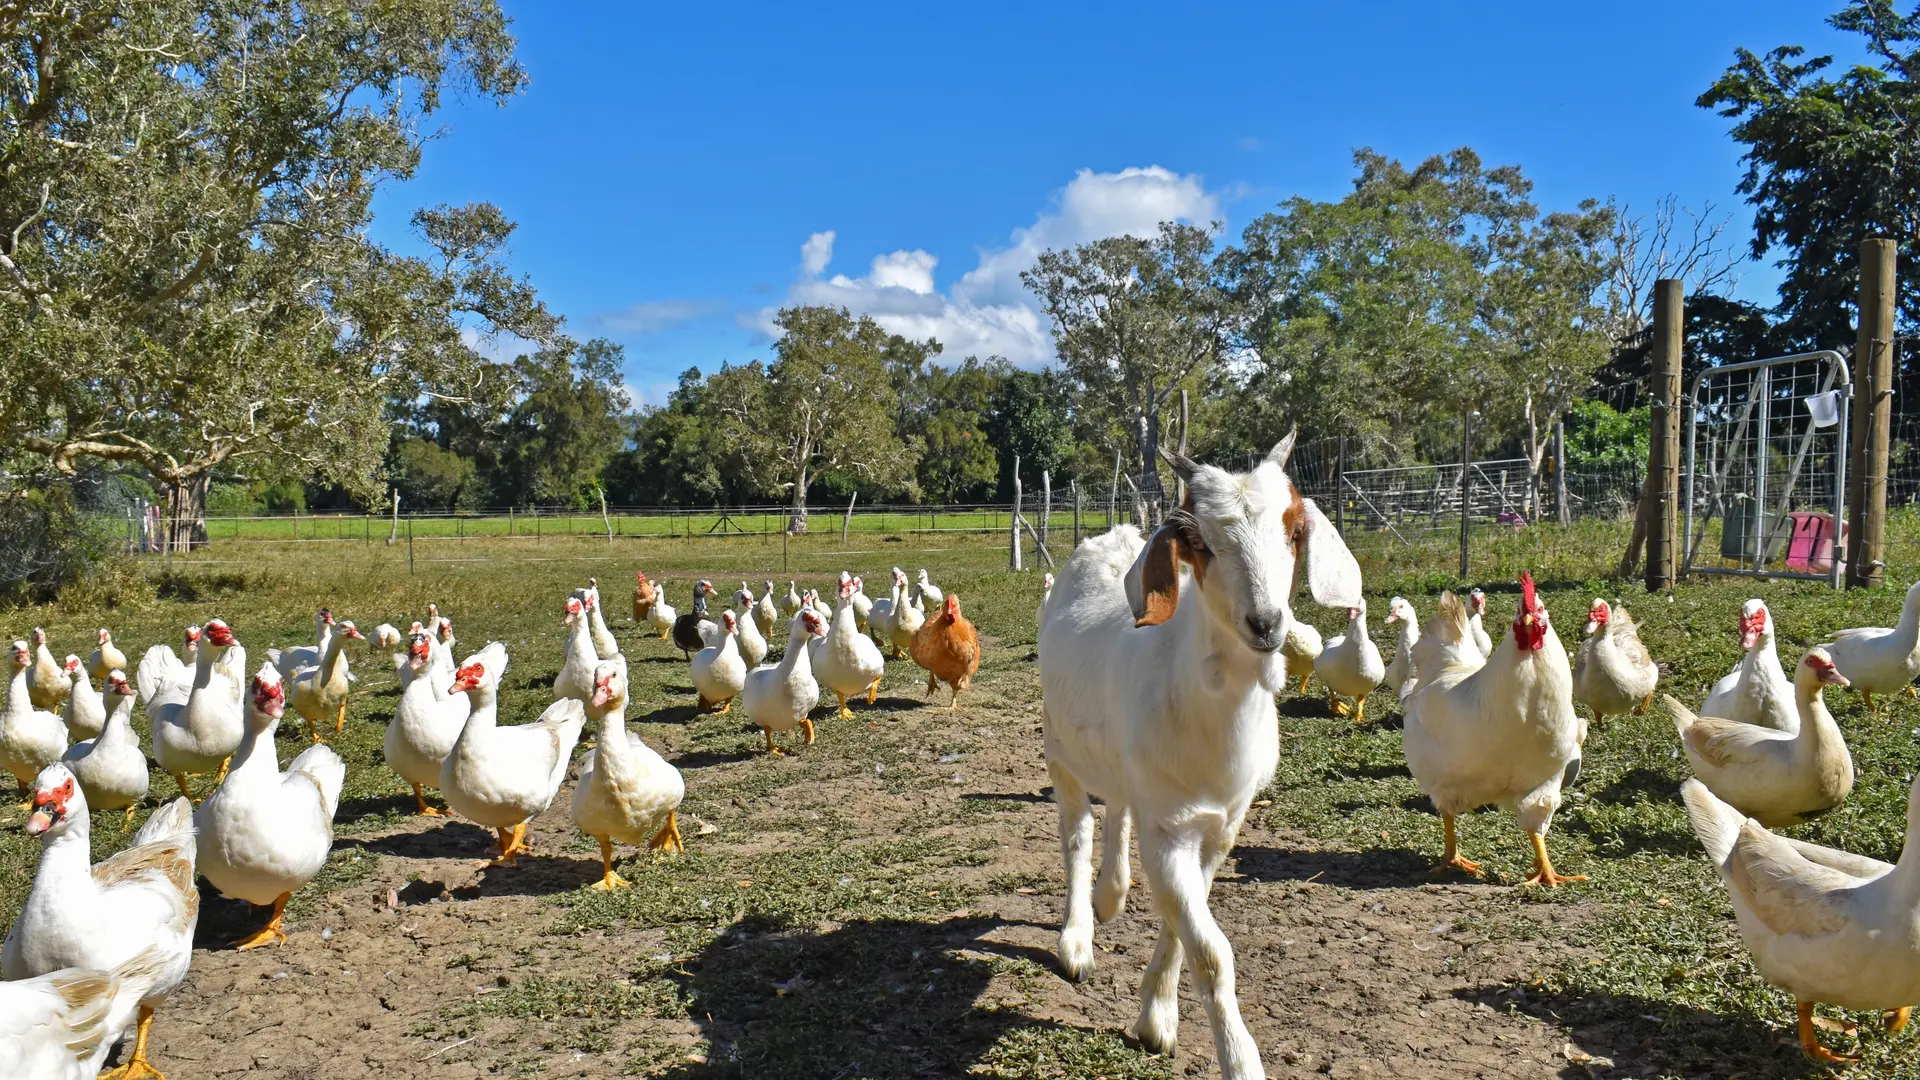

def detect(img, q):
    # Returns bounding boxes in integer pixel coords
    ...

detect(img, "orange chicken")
[910,594,979,710]
[632,571,656,623]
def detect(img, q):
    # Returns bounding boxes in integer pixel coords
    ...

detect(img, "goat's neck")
[1164,593,1275,698]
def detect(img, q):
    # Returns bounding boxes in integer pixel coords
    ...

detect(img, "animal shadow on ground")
[1589,766,1682,805]
[345,819,495,861]
[333,792,424,830]
[671,747,759,770]
[1231,843,1430,889]
[654,914,1115,1080]
[1276,695,1335,719]
[961,791,1050,805]
[1452,983,1799,1080]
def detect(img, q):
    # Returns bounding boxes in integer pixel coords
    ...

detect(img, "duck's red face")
[98,629,110,644]
[1511,573,1548,652]
[108,672,131,696]
[449,661,486,694]
[26,776,74,836]
[205,621,236,647]
[1740,606,1768,650]
[408,635,432,672]
[62,656,80,676]
[252,675,286,719]
[8,643,25,669]
[801,610,827,638]
[1806,653,1849,687]
[1584,600,1609,636]
[320,609,335,626]
[30,628,44,646]
[591,671,619,708]
[564,597,583,625]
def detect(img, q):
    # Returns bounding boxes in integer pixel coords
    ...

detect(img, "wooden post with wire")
[1010,455,1024,571]
[1847,238,1896,589]
[841,491,857,546]
[1646,278,1683,592]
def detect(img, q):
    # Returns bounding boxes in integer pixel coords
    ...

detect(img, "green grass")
[20,508,1920,1076]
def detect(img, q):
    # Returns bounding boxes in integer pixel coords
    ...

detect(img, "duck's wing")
[1681,713,1787,768]
[135,646,183,708]
[1723,819,1863,937]
[1778,836,1893,882]
[286,742,346,820]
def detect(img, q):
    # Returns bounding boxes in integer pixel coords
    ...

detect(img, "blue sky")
[369,1,1859,407]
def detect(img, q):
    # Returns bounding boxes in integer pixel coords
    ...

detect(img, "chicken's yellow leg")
[867,678,880,704]
[1328,688,1350,716]
[800,718,816,745]
[717,696,732,715]
[1297,672,1310,694]
[762,726,785,756]
[835,691,853,720]
[335,701,347,732]
[1519,831,1587,887]
[99,1004,161,1080]
[589,836,630,890]
[1798,1000,1861,1063]
[123,804,137,828]
[410,782,443,817]
[1864,689,1880,716]
[492,821,532,864]
[1635,691,1654,714]
[925,673,938,699]
[233,894,290,950]
[171,773,194,804]
[949,685,961,711]
[1352,692,1370,725]
[1429,813,1483,878]
[649,810,685,853]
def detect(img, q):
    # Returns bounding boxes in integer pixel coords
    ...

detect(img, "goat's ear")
[1159,445,1198,485]
[1297,497,1362,608]
[1265,427,1299,470]
[1133,523,1186,628]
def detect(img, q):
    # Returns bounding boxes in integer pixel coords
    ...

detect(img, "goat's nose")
[1245,611,1281,644]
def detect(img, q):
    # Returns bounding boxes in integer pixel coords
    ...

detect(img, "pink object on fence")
[1785,511,1846,574]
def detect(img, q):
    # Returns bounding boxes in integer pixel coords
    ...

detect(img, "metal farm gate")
[1683,350,1851,587]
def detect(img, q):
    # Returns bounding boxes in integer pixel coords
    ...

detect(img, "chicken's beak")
[25,805,58,836]
[1820,666,1850,687]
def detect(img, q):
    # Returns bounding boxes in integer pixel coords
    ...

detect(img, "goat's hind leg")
[1050,761,1098,982]
[1094,803,1132,922]
[1141,825,1266,1079]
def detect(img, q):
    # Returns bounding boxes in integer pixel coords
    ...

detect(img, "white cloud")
[460,325,535,363]
[753,166,1220,368]
[599,298,725,335]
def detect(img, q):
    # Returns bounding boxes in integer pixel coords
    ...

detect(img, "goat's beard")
[1256,645,1289,694]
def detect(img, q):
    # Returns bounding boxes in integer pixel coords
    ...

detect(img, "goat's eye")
[1182,527,1209,554]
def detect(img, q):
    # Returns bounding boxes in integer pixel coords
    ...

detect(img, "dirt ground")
[138,630,1618,1080]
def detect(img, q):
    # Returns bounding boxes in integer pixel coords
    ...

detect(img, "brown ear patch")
[1136,523,1186,627]
[1281,479,1307,555]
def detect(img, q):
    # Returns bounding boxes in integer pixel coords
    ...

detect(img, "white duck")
[915,569,944,607]
[690,611,748,712]
[571,659,685,890]
[430,612,459,690]
[1701,599,1798,734]
[754,580,780,639]
[134,626,200,708]
[59,656,105,742]
[784,580,804,617]
[1572,599,1660,729]
[196,664,344,949]
[745,608,828,755]
[268,609,335,678]
[3,640,69,804]
[1382,596,1420,699]
[85,629,126,683]
[1316,600,1387,723]
[442,648,585,863]
[890,573,926,659]
[1282,618,1323,695]
[554,593,599,703]
[61,671,146,824]
[1823,578,1920,714]
[386,631,487,817]
[815,577,887,719]
[1466,588,1494,659]
[1666,648,1855,828]
[1683,774,1920,1063]
[0,946,172,1080]
[147,619,242,804]
[867,575,899,649]
[584,578,621,660]
[280,618,363,742]
[849,576,874,633]
[732,586,769,667]
[25,628,69,711]
[4,768,197,1080]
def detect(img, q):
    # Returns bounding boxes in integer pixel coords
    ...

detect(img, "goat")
[1038,432,1361,1079]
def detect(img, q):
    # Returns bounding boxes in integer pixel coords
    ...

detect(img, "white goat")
[1038,434,1362,1079]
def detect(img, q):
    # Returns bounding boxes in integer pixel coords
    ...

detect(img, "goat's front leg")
[1140,826,1266,1079]
[1050,761,1098,982]
[1094,803,1132,922]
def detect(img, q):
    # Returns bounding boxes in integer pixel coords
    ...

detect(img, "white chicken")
[59,656,105,742]
[915,568,944,607]
[732,586,769,667]
[584,578,621,660]
[1821,578,1920,714]
[1402,574,1585,886]
[1281,619,1323,695]
[4,770,198,1080]
[0,945,172,1080]
[1315,600,1386,722]
[555,593,599,703]
[1701,599,1798,733]
[146,620,242,803]
[572,658,685,889]
[1382,597,1420,699]
[25,628,68,711]
[85,629,127,683]
[134,626,200,708]
[3,640,69,805]
[386,630,483,818]
[648,591,678,640]
[744,608,829,755]
[690,611,747,713]
[1466,587,1494,659]
[784,580,803,617]
[61,671,147,824]
[754,581,780,639]
[1572,599,1660,730]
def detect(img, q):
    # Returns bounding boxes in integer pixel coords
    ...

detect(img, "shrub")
[0,486,122,606]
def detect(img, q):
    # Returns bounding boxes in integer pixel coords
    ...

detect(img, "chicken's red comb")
[1520,571,1538,612]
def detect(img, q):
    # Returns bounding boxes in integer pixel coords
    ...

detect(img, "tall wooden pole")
[1071,479,1081,546]
[1553,421,1570,527]
[1040,470,1052,552]
[1646,278,1683,592]
[1334,436,1346,534]
[1847,238,1897,588]
[1458,411,1473,579]
[1108,449,1120,528]
[1010,455,1024,571]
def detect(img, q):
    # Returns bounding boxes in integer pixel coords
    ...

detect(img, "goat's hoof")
[1133,1018,1177,1057]
[1056,936,1095,983]
[1093,881,1129,923]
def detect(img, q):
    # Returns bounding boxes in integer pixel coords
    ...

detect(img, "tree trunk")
[166,475,210,552]
[788,467,809,534]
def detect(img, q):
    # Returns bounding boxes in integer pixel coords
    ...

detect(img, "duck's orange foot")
[1428,853,1483,878]
[1799,1001,1863,1063]
[1888,1006,1912,1035]
[1519,867,1588,887]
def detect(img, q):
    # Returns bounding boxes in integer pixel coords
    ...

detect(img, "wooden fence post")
[1108,449,1120,528]
[1458,411,1473,579]
[842,492,857,545]
[1040,470,1051,553]
[1646,278,1683,591]
[1554,421,1570,527]
[1010,457,1024,571]
[1848,238,1896,588]
[1071,479,1081,546]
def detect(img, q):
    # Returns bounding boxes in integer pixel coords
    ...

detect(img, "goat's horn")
[1266,427,1299,470]
[1159,445,1198,482]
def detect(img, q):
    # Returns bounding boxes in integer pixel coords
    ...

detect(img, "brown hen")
[911,593,979,710]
